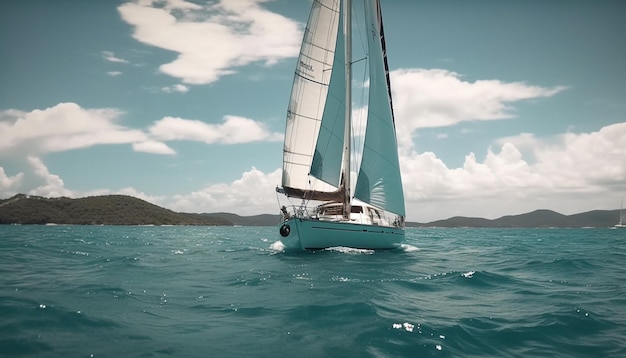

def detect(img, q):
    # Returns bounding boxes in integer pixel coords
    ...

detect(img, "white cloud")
[26,156,74,198]
[0,102,188,157]
[165,119,625,220]
[0,167,24,196]
[4,121,624,221]
[400,122,626,221]
[160,0,202,11]
[161,84,189,93]
[132,140,177,155]
[117,0,302,84]
[169,167,282,215]
[0,157,169,205]
[0,102,283,167]
[108,71,123,76]
[102,50,129,63]
[390,68,567,152]
[530,123,626,188]
[156,123,623,219]
[149,115,282,144]
[0,102,151,154]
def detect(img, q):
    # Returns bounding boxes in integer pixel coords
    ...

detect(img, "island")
[0,194,621,228]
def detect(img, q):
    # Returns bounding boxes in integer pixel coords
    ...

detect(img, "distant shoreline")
[0,194,622,228]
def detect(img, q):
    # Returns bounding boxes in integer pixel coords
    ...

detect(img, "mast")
[341,0,352,219]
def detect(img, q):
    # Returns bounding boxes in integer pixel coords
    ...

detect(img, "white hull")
[615,224,626,229]
[278,217,404,250]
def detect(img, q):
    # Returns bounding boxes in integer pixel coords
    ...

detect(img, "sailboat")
[275,0,405,249]
[616,198,626,228]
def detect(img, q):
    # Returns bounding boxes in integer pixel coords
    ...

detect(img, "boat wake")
[324,246,375,255]
[268,242,417,255]
[269,241,286,253]
[400,244,419,252]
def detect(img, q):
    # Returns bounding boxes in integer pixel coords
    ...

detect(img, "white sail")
[281,0,342,198]
[309,12,346,190]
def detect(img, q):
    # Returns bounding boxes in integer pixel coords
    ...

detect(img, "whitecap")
[269,240,286,253]
[392,322,415,332]
[462,271,475,278]
[400,244,419,252]
[332,276,351,282]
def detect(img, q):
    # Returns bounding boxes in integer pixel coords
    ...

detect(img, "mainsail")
[281,0,343,201]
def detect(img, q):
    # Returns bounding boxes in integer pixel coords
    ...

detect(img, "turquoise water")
[1,226,625,357]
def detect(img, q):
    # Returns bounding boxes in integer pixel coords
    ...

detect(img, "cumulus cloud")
[0,157,168,204]
[400,122,626,220]
[390,68,567,152]
[524,123,626,188]
[0,103,153,155]
[0,102,282,161]
[26,156,74,198]
[0,167,24,196]
[4,122,623,220]
[149,115,282,144]
[117,0,302,84]
[161,120,625,218]
[169,167,282,215]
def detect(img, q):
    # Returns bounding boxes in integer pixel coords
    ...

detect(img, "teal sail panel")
[310,9,345,187]
[354,0,405,216]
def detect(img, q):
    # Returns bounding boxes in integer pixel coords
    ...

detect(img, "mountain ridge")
[0,194,621,228]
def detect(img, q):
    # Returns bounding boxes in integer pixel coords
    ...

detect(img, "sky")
[1,0,625,222]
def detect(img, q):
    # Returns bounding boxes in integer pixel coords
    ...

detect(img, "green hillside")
[0,194,621,227]
[407,209,622,228]
[0,194,229,225]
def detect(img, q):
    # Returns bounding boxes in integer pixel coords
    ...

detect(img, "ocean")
[1,225,625,357]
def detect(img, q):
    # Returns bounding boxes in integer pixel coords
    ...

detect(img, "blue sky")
[1,0,625,222]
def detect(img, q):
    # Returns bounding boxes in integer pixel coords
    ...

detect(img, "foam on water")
[400,243,419,252]
[325,246,374,254]
[269,240,286,253]
[462,270,476,278]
